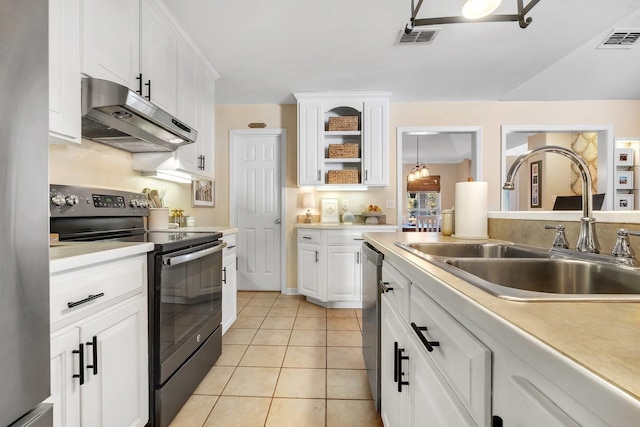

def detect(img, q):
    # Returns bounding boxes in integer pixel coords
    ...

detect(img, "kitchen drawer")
[381,261,410,318]
[223,233,237,256]
[410,284,491,426]
[50,255,147,331]
[298,229,321,245]
[326,231,365,245]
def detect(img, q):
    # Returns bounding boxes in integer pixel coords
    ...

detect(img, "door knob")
[275,219,281,224]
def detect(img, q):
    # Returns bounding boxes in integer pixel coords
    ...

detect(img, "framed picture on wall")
[321,198,339,223]
[616,171,634,189]
[192,180,215,207]
[616,148,634,166]
[530,160,542,208]
[615,193,635,210]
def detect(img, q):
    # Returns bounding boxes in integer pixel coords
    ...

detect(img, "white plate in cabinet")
[410,284,491,426]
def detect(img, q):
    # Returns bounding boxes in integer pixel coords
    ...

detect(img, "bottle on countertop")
[441,208,454,236]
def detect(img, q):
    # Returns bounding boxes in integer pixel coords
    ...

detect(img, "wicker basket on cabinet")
[327,170,360,184]
[328,143,360,158]
[327,116,359,131]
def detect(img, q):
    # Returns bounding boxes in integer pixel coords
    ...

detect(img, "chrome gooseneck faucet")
[503,145,599,253]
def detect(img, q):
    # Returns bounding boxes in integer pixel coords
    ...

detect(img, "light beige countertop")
[364,232,640,403]
[50,241,154,274]
[296,223,398,231]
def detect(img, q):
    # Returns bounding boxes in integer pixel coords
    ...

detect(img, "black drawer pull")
[379,280,394,293]
[302,236,312,240]
[67,292,105,309]
[223,267,227,284]
[86,336,98,375]
[72,343,85,385]
[353,238,365,241]
[396,344,409,393]
[411,322,440,352]
[393,341,399,383]
[226,245,236,249]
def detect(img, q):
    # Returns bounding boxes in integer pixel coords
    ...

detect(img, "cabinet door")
[326,245,361,302]
[406,334,477,427]
[380,297,407,427]
[49,328,81,427]
[298,101,324,185]
[298,243,322,299]
[140,0,178,114]
[363,98,389,186]
[49,0,81,144]
[197,63,216,179]
[222,253,238,334]
[80,0,140,89]
[80,298,148,427]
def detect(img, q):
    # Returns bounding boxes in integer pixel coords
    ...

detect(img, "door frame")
[229,128,287,293]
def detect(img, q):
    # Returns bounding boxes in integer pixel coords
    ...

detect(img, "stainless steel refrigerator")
[0,0,53,425]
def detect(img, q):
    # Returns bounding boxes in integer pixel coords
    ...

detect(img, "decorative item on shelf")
[616,171,634,189]
[170,209,187,227]
[616,148,634,166]
[615,193,635,210]
[327,116,358,131]
[248,122,267,128]
[302,193,316,223]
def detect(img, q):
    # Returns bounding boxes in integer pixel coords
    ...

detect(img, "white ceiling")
[163,0,640,104]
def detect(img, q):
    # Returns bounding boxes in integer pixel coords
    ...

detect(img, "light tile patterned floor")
[169,291,383,427]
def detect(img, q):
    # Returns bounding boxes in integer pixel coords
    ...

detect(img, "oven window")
[158,246,222,365]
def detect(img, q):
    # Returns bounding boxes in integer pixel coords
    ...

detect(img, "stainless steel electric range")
[50,184,224,427]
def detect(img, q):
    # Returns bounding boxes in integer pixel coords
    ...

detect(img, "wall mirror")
[396,126,482,230]
[500,125,615,212]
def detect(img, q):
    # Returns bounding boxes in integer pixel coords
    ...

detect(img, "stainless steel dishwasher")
[362,242,384,412]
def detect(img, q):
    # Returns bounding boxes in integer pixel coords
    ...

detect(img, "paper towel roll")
[453,181,488,239]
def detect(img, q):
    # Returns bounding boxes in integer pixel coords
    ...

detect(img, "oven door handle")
[162,242,227,266]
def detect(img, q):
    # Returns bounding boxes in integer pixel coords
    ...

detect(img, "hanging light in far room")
[462,0,502,19]
[407,134,430,183]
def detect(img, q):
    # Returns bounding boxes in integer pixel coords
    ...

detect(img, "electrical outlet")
[343,200,349,211]
[386,200,395,209]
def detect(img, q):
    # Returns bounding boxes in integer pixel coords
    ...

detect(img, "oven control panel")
[50,184,150,217]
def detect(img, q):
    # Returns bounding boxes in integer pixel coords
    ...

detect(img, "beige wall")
[50,99,640,290]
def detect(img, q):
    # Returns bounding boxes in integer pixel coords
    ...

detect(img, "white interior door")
[231,129,285,291]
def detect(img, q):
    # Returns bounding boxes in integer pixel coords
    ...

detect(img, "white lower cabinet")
[49,254,148,427]
[222,233,238,334]
[380,259,491,427]
[297,227,394,307]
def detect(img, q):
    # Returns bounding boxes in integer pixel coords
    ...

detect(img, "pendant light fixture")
[404,0,541,32]
[407,134,429,183]
[462,0,502,19]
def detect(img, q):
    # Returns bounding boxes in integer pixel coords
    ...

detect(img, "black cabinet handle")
[201,155,205,171]
[223,267,227,284]
[67,292,105,309]
[302,236,312,240]
[393,342,399,383]
[144,79,151,100]
[86,336,98,375]
[136,73,143,95]
[379,280,393,293]
[72,343,85,385]
[411,322,440,352]
[226,245,236,249]
[396,345,409,392]
[353,238,364,241]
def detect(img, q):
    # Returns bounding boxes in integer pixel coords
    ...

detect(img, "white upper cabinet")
[49,0,81,144]
[140,0,178,115]
[295,92,392,189]
[80,0,140,89]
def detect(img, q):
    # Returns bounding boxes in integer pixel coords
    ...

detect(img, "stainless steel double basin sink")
[395,242,640,301]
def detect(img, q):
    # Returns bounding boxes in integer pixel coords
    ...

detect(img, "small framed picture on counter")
[321,198,339,223]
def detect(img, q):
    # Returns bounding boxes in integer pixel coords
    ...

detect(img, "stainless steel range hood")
[81,78,197,153]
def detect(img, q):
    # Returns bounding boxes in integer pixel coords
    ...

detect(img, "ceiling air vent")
[598,29,640,49]
[398,29,439,44]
